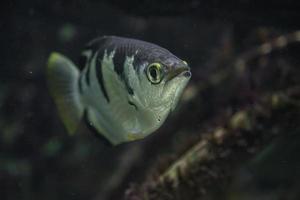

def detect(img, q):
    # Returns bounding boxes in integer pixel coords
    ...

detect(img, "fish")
[47,36,191,145]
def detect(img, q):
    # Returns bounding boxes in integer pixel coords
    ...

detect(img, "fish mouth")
[166,66,191,81]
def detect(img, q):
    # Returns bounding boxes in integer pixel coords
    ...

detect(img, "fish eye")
[147,63,163,84]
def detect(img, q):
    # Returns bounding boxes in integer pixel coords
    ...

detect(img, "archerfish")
[47,36,191,145]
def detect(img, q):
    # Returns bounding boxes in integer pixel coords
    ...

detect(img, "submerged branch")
[126,86,300,200]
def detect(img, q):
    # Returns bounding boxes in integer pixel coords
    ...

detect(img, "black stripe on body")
[82,46,110,102]
[85,39,113,102]
[84,38,107,87]
[95,56,110,102]
[112,45,134,95]
[87,37,136,99]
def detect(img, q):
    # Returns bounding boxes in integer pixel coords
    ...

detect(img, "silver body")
[47,36,191,145]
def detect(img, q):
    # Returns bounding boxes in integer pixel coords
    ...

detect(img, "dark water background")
[1,1,300,200]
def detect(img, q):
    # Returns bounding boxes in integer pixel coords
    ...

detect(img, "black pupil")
[150,67,158,80]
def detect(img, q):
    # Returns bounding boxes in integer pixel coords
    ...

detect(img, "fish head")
[133,50,191,121]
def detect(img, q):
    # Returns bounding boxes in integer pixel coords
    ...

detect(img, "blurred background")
[1,1,300,200]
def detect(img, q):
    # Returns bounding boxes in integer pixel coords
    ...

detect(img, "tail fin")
[47,52,84,135]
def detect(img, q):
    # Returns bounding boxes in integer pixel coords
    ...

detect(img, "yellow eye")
[146,63,163,84]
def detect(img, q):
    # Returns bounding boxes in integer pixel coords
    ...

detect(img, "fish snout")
[166,65,191,81]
